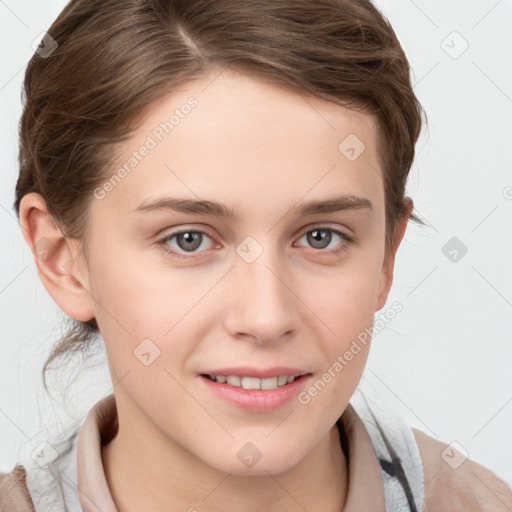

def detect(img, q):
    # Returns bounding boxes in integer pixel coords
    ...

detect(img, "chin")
[203,442,304,477]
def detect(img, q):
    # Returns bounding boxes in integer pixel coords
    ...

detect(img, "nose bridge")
[226,237,296,343]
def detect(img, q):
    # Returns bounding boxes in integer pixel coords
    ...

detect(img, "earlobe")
[375,199,413,311]
[18,192,96,322]
[375,255,395,313]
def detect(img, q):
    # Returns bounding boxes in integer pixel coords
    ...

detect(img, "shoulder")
[0,465,35,512]
[413,428,512,511]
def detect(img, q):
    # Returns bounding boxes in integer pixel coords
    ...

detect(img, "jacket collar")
[76,393,385,511]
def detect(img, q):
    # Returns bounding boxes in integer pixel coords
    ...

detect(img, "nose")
[223,244,297,345]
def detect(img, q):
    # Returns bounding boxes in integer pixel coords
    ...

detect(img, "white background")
[1,0,511,489]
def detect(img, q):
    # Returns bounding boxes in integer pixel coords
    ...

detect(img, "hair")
[13,0,427,389]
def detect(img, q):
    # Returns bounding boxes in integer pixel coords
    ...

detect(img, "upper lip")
[199,366,310,379]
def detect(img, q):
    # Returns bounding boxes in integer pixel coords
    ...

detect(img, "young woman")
[1,0,511,510]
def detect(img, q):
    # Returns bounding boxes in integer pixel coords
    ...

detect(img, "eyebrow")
[131,194,373,218]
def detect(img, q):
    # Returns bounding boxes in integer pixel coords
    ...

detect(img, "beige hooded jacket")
[1,392,511,512]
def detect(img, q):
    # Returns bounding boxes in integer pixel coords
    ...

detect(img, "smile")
[202,374,299,390]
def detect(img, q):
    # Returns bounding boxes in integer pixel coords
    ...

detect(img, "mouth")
[198,371,312,411]
[200,373,310,390]
[197,366,313,411]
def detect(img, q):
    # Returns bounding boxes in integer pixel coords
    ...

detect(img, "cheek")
[88,237,182,331]
[86,242,165,364]
[299,290,374,424]
[308,256,382,335]
[87,241,217,378]
[302,254,382,391]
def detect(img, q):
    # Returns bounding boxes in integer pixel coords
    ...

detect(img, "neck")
[101,401,348,512]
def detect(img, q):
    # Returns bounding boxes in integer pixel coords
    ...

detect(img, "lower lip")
[198,374,312,412]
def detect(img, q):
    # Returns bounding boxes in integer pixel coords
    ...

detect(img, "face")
[70,70,395,474]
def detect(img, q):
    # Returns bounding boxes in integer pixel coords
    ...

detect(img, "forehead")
[97,70,384,220]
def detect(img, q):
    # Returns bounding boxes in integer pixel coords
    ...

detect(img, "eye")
[295,225,353,254]
[156,225,354,259]
[157,229,217,258]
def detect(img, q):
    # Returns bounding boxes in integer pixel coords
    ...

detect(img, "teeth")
[277,376,288,386]
[242,376,262,390]
[260,377,278,390]
[226,375,241,386]
[210,374,299,389]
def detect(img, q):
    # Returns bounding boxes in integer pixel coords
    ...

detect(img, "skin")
[19,69,410,511]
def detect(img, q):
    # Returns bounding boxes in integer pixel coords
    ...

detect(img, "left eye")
[295,226,350,251]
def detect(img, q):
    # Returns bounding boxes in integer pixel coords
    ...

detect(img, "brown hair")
[13,0,427,388]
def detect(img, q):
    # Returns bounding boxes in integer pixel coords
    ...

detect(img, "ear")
[18,192,95,322]
[375,198,413,312]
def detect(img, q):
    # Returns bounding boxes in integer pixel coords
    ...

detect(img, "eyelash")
[156,224,354,259]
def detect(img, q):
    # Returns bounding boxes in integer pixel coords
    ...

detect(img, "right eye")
[156,229,219,258]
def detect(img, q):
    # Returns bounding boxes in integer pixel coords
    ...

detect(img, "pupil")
[308,229,330,249]
[178,232,201,251]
